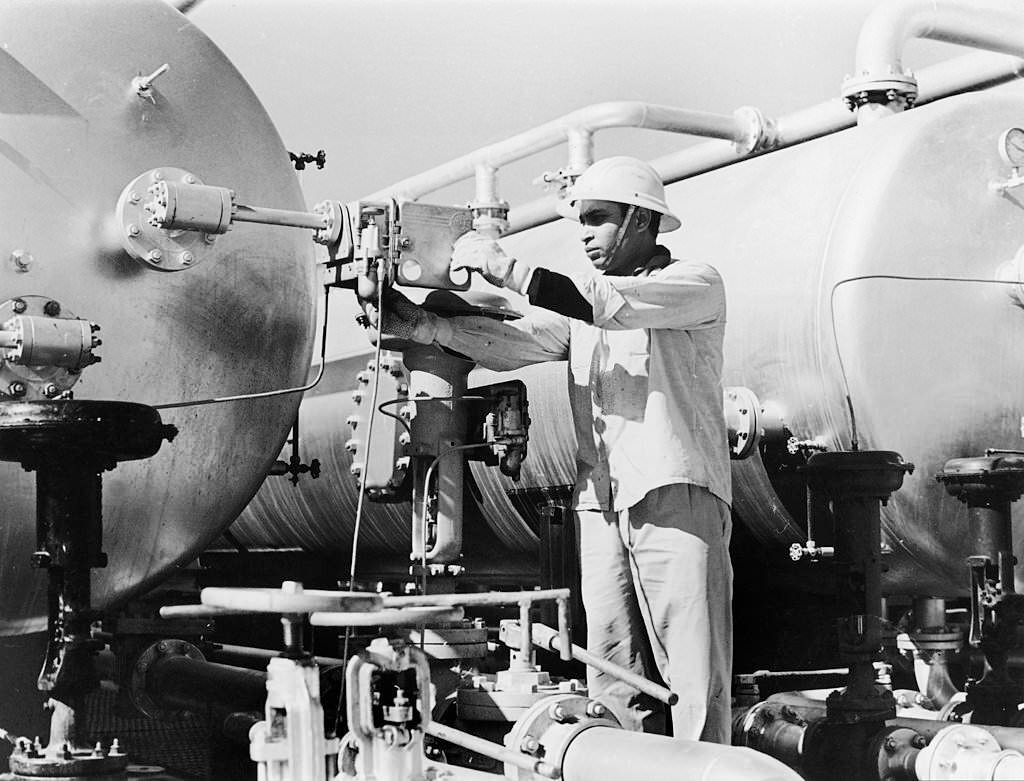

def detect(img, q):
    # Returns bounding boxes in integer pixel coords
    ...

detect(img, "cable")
[377,395,489,435]
[830,273,1021,452]
[347,280,386,591]
[154,284,333,410]
[377,399,411,434]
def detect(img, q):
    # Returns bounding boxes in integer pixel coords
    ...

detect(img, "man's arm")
[574,261,726,330]
[451,232,723,330]
[434,308,570,372]
[358,279,569,372]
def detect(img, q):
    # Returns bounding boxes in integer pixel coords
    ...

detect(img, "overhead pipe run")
[846,0,1024,123]
[505,50,1024,235]
[363,101,773,210]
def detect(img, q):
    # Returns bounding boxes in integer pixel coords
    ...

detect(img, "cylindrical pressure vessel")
[240,89,1024,598]
[0,0,316,633]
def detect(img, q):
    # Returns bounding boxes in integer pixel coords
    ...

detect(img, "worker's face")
[578,199,643,275]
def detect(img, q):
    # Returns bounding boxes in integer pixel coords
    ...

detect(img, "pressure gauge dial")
[998,127,1024,168]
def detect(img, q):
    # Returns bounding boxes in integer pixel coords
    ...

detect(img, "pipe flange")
[130,638,205,720]
[116,167,215,271]
[936,455,1024,503]
[724,386,760,460]
[896,630,963,653]
[915,724,1024,780]
[841,70,918,112]
[9,738,129,778]
[802,450,914,500]
[0,296,92,401]
[732,106,778,156]
[504,694,621,778]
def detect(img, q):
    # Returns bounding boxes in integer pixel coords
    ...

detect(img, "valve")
[789,539,835,562]
[289,149,327,171]
[466,380,530,481]
[269,413,320,485]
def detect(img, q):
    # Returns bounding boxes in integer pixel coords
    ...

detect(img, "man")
[359,156,732,742]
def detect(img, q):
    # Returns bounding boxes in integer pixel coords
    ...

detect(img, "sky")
[183,0,1016,357]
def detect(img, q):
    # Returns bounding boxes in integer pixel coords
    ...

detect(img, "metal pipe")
[504,51,1024,235]
[561,727,801,781]
[854,1,1024,88]
[232,203,327,231]
[423,721,560,780]
[363,101,749,202]
[382,588,570,608]
[529,623,677,706]
[891,717,1024,754]
[145,655,267,724]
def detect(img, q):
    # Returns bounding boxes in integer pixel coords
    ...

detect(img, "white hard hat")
[556,156,681,232]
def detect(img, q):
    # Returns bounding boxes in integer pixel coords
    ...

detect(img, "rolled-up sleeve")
[576,261,725,330]
[435,307,570,372]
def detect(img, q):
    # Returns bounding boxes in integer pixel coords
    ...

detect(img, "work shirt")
[435,252,731,512]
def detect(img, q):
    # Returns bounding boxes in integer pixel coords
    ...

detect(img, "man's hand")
[355,270,445,345]
[451,232,532,291]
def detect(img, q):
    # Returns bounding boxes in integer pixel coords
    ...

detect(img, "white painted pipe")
[850,0,1024,122]
[363,101,750,203]
[855,1,1024,85]
[561,727,801,781]
[505,50,1024,235]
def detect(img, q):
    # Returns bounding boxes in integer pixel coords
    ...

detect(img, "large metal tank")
[239,89,1024,598]
[0,0,316,633]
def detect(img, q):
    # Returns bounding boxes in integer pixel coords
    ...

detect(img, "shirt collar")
[632,245,672,276]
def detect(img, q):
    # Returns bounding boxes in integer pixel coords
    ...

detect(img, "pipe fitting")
[915,724,1024,780]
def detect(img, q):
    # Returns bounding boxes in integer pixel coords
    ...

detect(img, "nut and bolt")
[180,251,194,265]
[11,298,27,314]
[127,223,141,237]
[43,300,61,316]
[11,250,32,272]
[883,736,897,753]
[204,233,216,244]
[184,174,196,184]
[548,703,568,723]
[911,734,928,749]
[585,701,607,718]
[42,383,59,398]
[147,249,163,264]
[7,381,26,397]
[398,432,411,446]
[519,736,540,755]
[128,191,140,204]
[350,463,363,477]
[152,170,164,182]
[157,641,168,653]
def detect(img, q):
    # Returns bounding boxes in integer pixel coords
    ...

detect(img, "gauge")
[998,127,1024,167]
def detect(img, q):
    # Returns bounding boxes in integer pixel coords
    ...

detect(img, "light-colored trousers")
[576,482,733,743]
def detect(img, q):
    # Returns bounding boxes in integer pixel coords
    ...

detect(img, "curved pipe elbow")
[854,0,1024,82]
